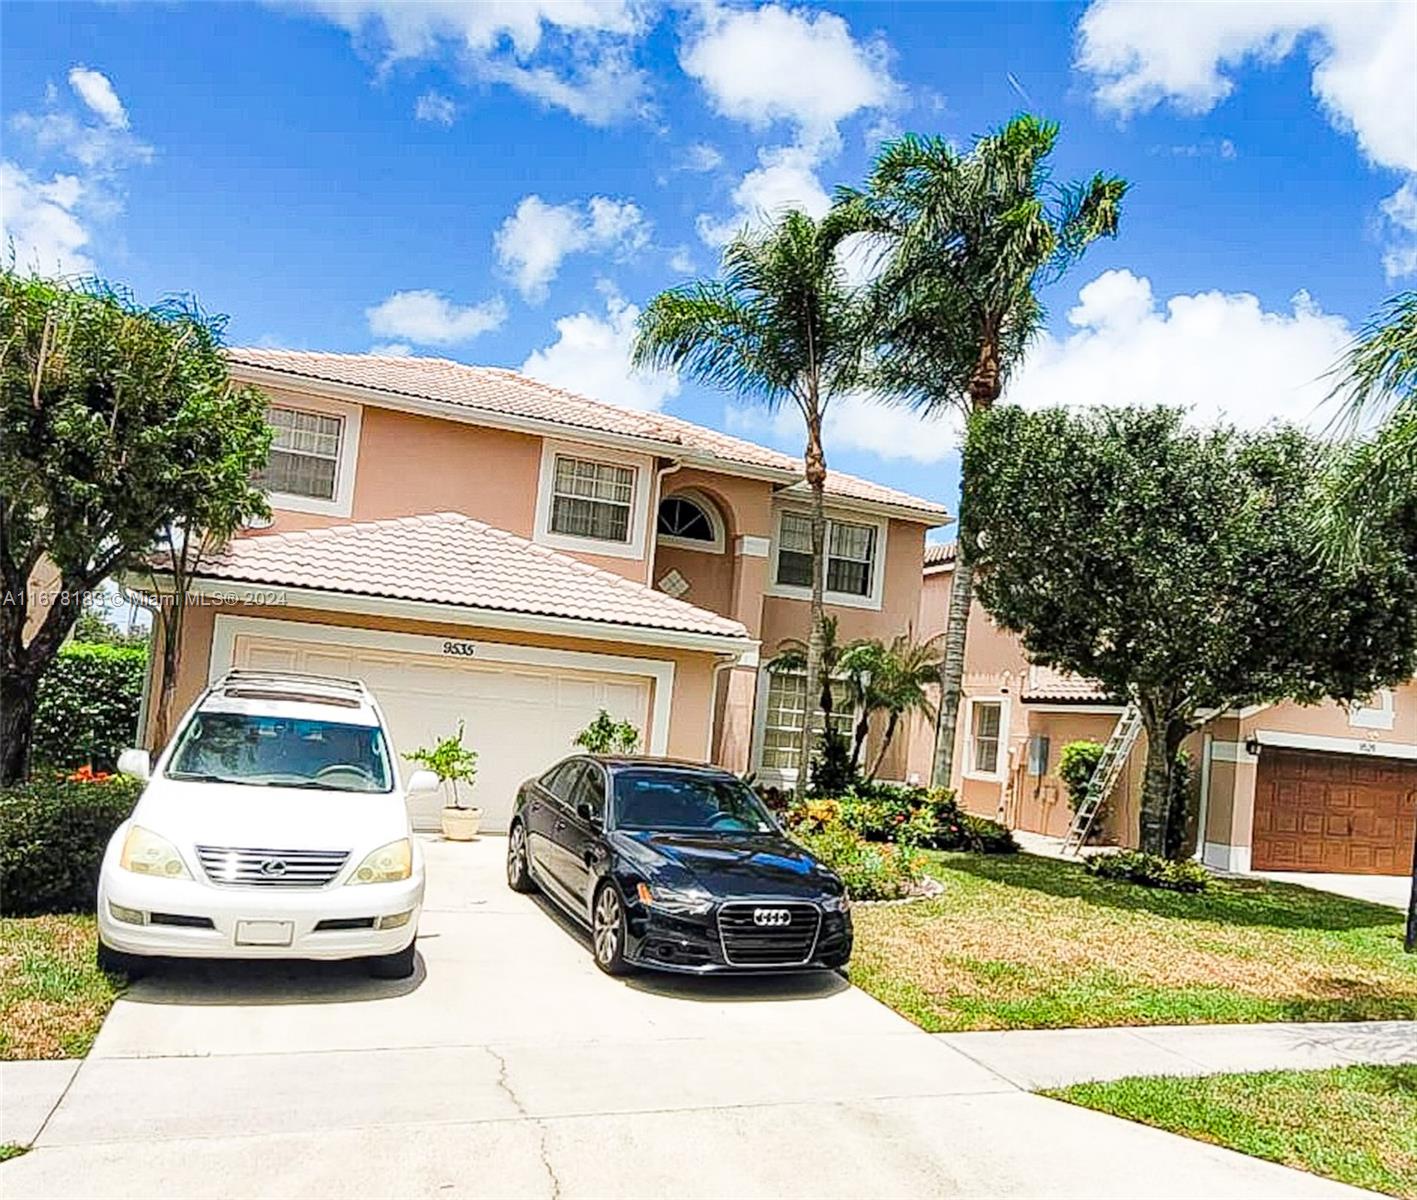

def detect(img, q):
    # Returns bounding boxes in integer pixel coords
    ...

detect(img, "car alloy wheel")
[592,885,631,975]
[506,823,535,893]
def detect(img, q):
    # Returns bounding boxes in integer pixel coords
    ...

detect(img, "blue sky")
[4,2,1415,529]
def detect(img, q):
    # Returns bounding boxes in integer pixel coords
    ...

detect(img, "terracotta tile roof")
[187,513,751,643]
[923,541,958,568]
[1020,675,1120,705]
[228,349,947,520]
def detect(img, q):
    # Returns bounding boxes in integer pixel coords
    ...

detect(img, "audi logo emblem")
[753,908,791,927]
[259,859,288,878]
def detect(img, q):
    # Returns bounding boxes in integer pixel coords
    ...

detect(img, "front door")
[528,761,581,883]
[555,761,609,915]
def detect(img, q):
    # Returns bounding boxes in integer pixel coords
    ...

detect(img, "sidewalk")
[938,1019,1417,1090]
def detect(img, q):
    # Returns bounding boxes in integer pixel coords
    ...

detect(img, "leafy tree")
[634,211,866,797]
[836,117,1125,789]
[963,405,1417,856]
[0,272,270,783]
[404,721,479,809]
[573,709,641,755]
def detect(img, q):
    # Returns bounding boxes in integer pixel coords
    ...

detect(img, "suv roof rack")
[214,670,369,696]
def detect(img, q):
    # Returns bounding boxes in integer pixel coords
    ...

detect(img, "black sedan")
[506,756,852,975]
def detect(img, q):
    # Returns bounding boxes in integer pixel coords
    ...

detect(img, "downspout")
[707,652,740,765]
[647,458,684,587]
[1193,732,1213,863]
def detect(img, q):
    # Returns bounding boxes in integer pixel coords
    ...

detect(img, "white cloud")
[365,289,507,345]
[288,1,649,125]
[1077,0,1417,170]
[680,3,897,150]
[0,163,94,275]
[681,142,724,173]
[493,194,650,301]
[802,270,1357,466]
[668,245,696,274]
[1379,180,1417,281]
[67,66,129,129]
[521,287,679,411]
[370,341,413,356]
[414,89,457,126]
[696,143,831,245]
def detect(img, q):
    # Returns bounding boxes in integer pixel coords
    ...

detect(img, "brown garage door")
[1252,748,1417,874]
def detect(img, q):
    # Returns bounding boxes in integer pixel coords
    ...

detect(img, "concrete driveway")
[4,838,1371,1199]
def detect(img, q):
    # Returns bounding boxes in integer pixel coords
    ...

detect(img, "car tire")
[506,821,537,894]
[367,940,417,980]
[591,882,633,977]
[96,939,148,980]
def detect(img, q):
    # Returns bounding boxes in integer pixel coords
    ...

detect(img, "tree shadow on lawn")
[935,852,1406,934]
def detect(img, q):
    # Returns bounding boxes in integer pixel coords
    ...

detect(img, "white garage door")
[227,632,653,831]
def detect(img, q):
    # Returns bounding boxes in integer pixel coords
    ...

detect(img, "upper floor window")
[550,455,635,543]
[658,494,714,543]
[773,511,883,604]
[258,406,344,501]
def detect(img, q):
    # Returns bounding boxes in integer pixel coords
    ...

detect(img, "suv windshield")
[167,711,393,793]
[611,770,777,833]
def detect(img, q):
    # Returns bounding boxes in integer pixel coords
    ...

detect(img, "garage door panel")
[226,632,654,832]
[1253,748,1417,875]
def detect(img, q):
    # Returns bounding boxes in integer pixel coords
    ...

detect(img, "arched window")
[656,492,724,551]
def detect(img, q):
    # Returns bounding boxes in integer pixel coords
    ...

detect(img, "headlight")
[821,892,852,913]
[349,839,412,885]
[635,881,713,915]
[119,826,192,880]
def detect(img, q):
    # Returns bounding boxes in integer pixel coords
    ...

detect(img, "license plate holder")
[235,920,294,947]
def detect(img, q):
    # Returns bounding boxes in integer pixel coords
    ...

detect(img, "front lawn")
[0,915,121,1059]
[849,851,1417,1031]
[1046,1066,1417,1198]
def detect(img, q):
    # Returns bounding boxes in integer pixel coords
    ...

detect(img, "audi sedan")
[506,756,852,975]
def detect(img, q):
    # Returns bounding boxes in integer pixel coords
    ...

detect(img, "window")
[657,494,717,546]
[827,520,876,596]
[774,512,880,599]
[257,406,343,500]
[775,513,814,587]
[570,763,606,824]
[760,671,855,773]
[167,712,392,793]
[541,760,584,802]
[549,455,635,543]
[970,702,1003,776]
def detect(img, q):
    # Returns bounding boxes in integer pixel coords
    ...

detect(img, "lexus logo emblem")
[753,908,791,927]
[259,859,288,878]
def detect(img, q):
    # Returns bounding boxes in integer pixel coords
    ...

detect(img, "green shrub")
[794,821,924,901]
[33,642,147,773]
[793,782,1018,855]
[807,725,857,797]
[959,813,1019,854]
[573,709,640,754]
[1,775,142,915]
[1057,739,1107,838]
[1085,849,1210,893]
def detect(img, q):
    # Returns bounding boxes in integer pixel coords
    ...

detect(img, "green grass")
[1046,1066,1417,1198]
[0,915,122,1059]
[849,851,1417,1031]
[0,1144,27,1163]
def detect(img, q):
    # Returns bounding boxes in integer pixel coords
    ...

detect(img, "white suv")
[97,670,437,979]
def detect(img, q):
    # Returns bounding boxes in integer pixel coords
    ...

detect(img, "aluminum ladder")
[1061,703,1143,856]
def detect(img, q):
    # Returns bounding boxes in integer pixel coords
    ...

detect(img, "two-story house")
[137,350,947,829]
[908,542,1417,879]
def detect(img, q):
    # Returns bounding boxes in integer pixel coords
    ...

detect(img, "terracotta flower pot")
[441,806,482,841]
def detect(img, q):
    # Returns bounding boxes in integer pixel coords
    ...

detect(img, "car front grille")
[717,901,821,967]
[195,845,349,888]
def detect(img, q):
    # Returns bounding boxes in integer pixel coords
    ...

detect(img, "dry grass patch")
[849,852,1417,1031]
[0,915,121,1059]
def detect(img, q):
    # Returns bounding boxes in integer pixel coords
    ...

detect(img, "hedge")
[1,775,142,915]
[33,642,147,772]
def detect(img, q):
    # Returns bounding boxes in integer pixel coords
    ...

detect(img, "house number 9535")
[442,641,477,658]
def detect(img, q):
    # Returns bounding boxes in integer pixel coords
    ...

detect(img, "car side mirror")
[406,769,440,796]
[117,748,151,781]
[576,801,596,824]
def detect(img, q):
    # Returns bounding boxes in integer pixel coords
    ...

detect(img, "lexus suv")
[97,670,437,979]
[506,755,852,975]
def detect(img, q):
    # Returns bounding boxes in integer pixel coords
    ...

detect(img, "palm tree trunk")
[931,338,1002,791]
[869,711,899,779]
[850,710,869,773]
[930,556,973,787]
[796,409,829,800]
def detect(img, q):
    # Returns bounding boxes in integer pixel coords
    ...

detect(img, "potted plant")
[405,722,481,841]
[573,709,640,754]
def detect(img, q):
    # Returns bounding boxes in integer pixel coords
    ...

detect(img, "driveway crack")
[486,1046,561,1200]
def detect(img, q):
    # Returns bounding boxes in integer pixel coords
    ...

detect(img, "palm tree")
[767,616,845,732]
[836,116,1126,789]
[634,210,866,797]
[865,631,942,779]
[835,638,890,773]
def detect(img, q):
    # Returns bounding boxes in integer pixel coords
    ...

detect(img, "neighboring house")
[908,543,1417,878]
[136,350,947,829]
